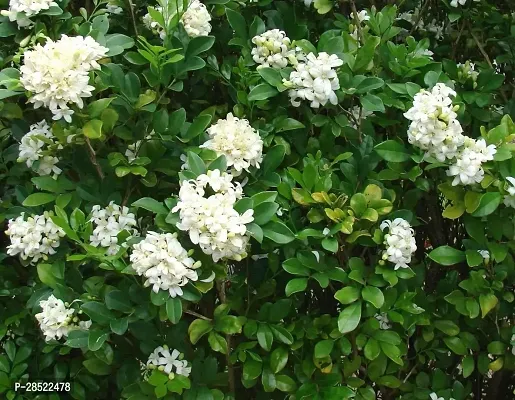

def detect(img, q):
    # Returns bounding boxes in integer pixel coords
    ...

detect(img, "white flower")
[503,177,515,208]
[200,113,263,173]
[478,250,490,260]
[284,52,343,109]
[181,0,211,37]
[172,169,253,262]
[350,10,369,41]
[35,295,91,341]
[511,333,515,356]
[251,29,293,69]
[146,346,192,378]
[89,201,138,255]
[1,0,57,27]
[144,0,211,39]
[450,0,479,7]
[447,138,496,186]
[375,313,391,330]
[106,1,123,14]
[429,393,444,400]
[380,218,417,270]
[20,35,108,121]
[6,212,65,263]
[300,0,312,6]
[130,231,200,297]
[18,120,62,177]
[125,132,153,163]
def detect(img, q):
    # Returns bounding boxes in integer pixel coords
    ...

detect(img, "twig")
[125,0,139,36]
[468,23,508,103]
[121,177,133,207]
[403,364,417,383]
[216,279,236,396]
[409,0,429,36]
[349,0,364,43]
[85,137,105,180]
[451,19,466,59]
[184,309,212,321]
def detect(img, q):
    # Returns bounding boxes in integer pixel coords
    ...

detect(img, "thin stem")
[184,309,212,321]
[349,0,364,43]
[216,279,236,396]
[85,137,105,180]
[125,0,139,36]
[409,0,429,36]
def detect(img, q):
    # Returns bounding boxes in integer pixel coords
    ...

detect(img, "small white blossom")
[35,295,92,341]
[6,212,65,263]
[144,0,211,39]
[251,29,292,68]
[349,105,374,129]
[349,10,370,41]
[18,120,62,177]
[284,52,343,109]
[375,313,391,330]
[89,201,138,255]
[450,0,479,7]
[380,218,417,270]
[200,113,263,173]
[20,35,108,122]
[131,232,200,297]
[146,346,192,377]
[181,0,211,37]
[172,169,254,262]
[299,0,312,6]
[106,1,123,14]
[1,0,57,27]
[457,61,479,81]
[477,250,490,260]
[447,138,496,186]
[429,394,444,400]
[503,177,515,208]
[511,333,515,356]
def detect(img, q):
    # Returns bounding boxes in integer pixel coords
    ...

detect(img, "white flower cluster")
[477,250,490,260]
[143,0,211,39]
[35,295,92,341]
[283,52,343,109]
[375,313,391,330]
[350,10,370,41]
[404,83,496,186]
[398,9,445,41]
[20,35,108,122]
[106,1,122,14]
[503,177,515,208]
[89,202,138,255]
[172,169,254,262]
[251,29,293,69]
[18,120,62,177]
[6,212,64,263]
[450,0,479,7]
[200,113,263,173]
[380,218,417,270]
[131,231,200,297]
[299,0,312,6]
[147,346,192,378]
[1,0,57,28]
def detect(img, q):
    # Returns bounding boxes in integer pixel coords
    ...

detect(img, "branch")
[125,0,139,36]
[216,279,236,395]
[184,309,212,321]
[349,0,364,43]
[85,137,105,180]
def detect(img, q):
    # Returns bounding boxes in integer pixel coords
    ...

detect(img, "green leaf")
[374,140,410,162]
[65,330,89,348]
[215,315,243,334]
[188,319,213,344]
[88,330,109,352]
[83,359,111,375]
[37,263,61,289]
[443,337,467,355]
[187,152,206,176]
[83,119,103,139]
[263,221,295,244]
[132,197,168,215]
[186,35,215,57]
[208,331,227,354]
[105,290,132,313]
[88,98,114,118]
[285,278,308,297]
[257,323,273,351]
[361,94,385,112]
[22,193,56,207]
[182,114,212,142]
[314,340,334,359]
[355,77,384,93]
[81,302,116,325]
[275,118,305,132]
[226,8,248,41]
[263,145,285,175]
[270,347,288,373]
[334,287,361,304]
[428,246,465,266]
[258,67,283,87]
[434,320,460,336]
[362,286,384,309]
[321,237,338,253]
[253,202,279,225]
[338,302,362,334]
[471,192,502,217]
[479,293,498,318]
[166,297,183,324]
[282,259,310,276]
[105,33,134,56]
[275,375,297,392]
[110,318,128,335]
[462,355,474,378]
[243,359,262,381]
[248,84,278,101]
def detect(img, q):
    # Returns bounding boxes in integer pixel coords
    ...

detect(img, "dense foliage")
[1,0,515,399]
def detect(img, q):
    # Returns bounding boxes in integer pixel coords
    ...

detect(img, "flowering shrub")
[1,0,515,399]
